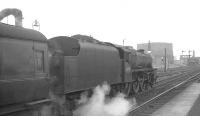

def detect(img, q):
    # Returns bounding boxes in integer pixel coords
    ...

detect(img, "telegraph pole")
[123,38,126,48]
[188,50,192,65]
[188,50,192,59]
[182,50,185,55]
[164,48,167,72]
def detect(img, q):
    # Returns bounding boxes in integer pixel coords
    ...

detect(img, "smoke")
[73,83,137,116]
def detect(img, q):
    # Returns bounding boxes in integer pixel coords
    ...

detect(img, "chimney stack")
[193,50,195,57]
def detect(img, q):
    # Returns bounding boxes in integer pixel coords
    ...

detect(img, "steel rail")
[129,71,200,113]
[157,66,198,78]
[157,67,198,82]
[155,68,198,86]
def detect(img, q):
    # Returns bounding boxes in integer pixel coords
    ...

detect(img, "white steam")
[74,83,136,116]
[40,91,69,116]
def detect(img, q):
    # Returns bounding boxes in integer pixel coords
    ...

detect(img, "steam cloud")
[73,83,137,116]
[40,83,137,116]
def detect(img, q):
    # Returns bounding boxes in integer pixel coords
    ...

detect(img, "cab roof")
[0,23,47,42]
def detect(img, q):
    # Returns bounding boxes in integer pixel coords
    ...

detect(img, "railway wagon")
[188,57,200,66]
[0,23,50,115]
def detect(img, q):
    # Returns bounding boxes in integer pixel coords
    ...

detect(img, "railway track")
[134,66,200,98]
[133,68,200,105]
[157,66,199,82]
[129,68,200,116]
[156,66,200,87]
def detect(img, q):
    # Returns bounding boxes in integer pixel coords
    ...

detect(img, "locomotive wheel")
[141,73,151,91]
[145,73,152,90]
[149,73,154,88]
[127,83,132,96]
[121,84,126,94]
[144,81,151,90]
[110,85,118,97]
[123,83,131,96]
[139,80,145,92]
[119,84,125,93]
[116,84,122,93]
[138,74,145,92]
[132,81,139,94]
[149,73,156,88]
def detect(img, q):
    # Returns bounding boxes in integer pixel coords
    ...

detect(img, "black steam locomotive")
[0,9,156,116]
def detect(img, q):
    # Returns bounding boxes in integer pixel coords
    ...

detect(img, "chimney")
[193,50,195,57]
[148,40,151,51]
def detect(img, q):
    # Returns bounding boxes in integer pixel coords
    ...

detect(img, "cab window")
[35,50,44,73]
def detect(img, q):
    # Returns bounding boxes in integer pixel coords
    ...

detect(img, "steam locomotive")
[0,9,156,116]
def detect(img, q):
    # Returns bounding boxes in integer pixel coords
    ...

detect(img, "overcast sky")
[1,0,200,59]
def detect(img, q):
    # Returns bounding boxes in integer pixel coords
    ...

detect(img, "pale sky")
[1,0,200,59]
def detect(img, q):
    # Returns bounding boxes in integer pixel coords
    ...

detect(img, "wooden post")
[164,48,167,72]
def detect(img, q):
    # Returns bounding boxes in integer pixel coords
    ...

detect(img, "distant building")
[180,55,200,65]
[180,55,189,65]
[137,42,174,67]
